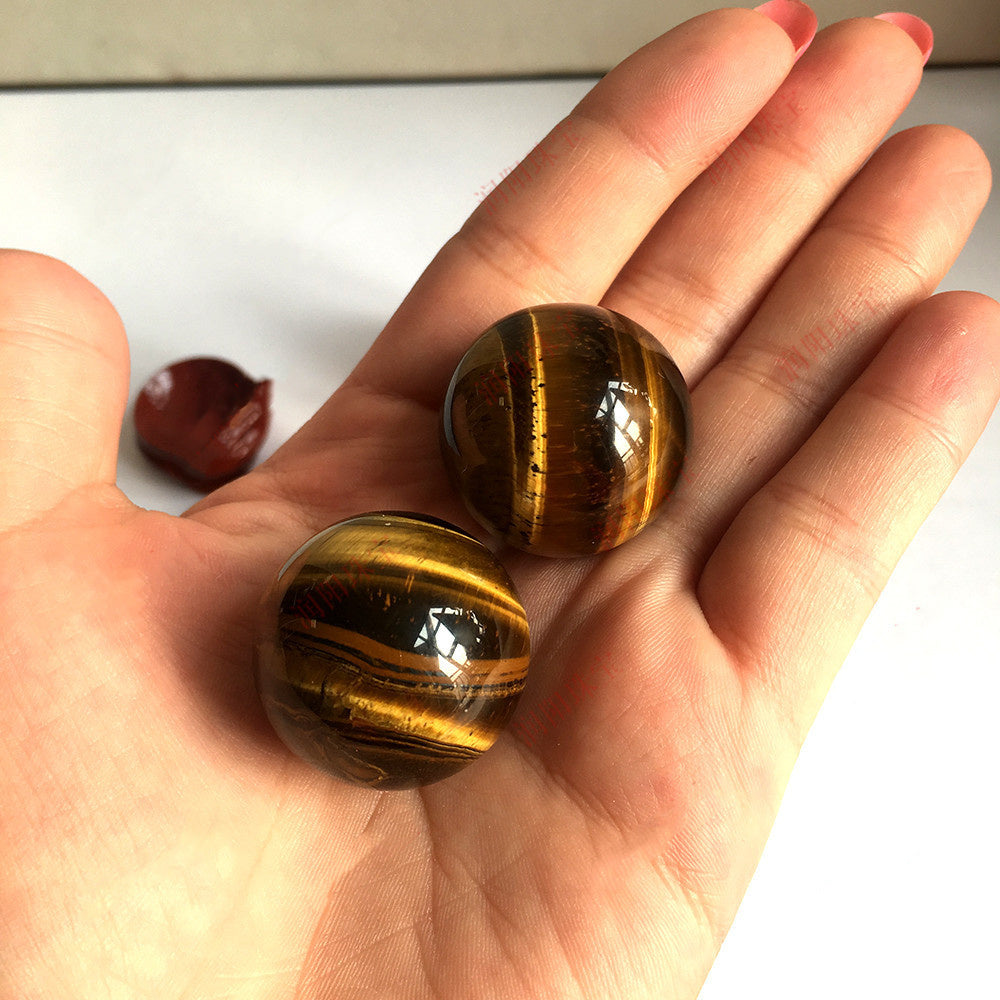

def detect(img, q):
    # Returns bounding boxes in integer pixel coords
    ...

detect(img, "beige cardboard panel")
[2,0,998,85]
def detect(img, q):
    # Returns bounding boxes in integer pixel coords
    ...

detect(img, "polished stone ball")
[255,512,530,789]
[441,303,691,557]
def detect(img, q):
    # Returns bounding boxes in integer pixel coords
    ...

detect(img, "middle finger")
[603,16,929,382]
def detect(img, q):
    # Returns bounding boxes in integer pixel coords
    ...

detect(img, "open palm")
[3,8,998,999]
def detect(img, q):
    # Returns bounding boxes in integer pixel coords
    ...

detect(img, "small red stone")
[134,357,271,491]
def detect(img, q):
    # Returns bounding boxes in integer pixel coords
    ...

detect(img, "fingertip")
[923,289,1000,358]
[0,249,128,367]
[0,250,131,526]
[753,0,819,60]
[870,290,1000,425]
[880,123,992,204]
[874,12,934,66]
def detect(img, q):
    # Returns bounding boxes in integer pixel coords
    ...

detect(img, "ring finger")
[666,121,991,570]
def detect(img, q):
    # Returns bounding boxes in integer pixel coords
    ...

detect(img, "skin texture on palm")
[1,7,997,999]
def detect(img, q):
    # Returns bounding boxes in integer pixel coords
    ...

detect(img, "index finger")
[344,6,807,409]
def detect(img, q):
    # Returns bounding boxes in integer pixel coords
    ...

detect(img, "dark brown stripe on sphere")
[442,304,691,557]
[255,513,530,789]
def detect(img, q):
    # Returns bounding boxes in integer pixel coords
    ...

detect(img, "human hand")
[2,5,997,998]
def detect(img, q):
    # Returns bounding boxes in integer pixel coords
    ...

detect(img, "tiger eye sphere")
[254,512,530,789]
[441,303,691,557]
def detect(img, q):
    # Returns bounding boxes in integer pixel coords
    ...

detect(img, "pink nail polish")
[754,0,819,61]
[875,12,934,66]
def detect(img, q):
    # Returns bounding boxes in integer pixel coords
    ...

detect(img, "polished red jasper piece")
[134,357,271,490]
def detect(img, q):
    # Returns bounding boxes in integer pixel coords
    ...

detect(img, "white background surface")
[1,67,997,997]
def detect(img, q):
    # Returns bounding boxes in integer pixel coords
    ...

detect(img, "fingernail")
[754,0,819,61]
[875,12,934,66]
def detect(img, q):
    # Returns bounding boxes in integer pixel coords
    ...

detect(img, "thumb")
[0,251,129,529]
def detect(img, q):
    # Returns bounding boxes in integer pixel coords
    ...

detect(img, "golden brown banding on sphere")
[442,304,691,557]
[255,512,530,789]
